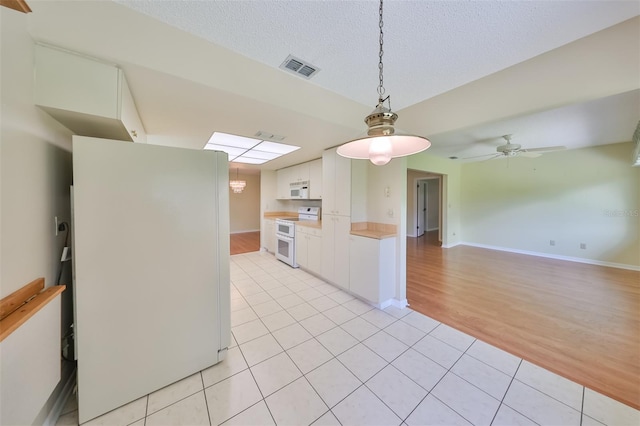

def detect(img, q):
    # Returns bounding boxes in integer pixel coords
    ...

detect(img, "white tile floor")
[57,251,640,426]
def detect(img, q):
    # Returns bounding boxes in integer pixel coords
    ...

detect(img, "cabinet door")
[321,216,336,283]
[293,162,310,183]
[309,159,322,199]
[264,220,275,253]
[333,216,351,290]
[307,232,322,275]
[296,229,308,267]
[119,75,147,143]
[349,236,379,303]
[276,168,291,199]
[322,150,336,214]
[334,153,351,216]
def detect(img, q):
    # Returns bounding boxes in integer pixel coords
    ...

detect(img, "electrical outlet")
[387,208,394,217]
[580,243,587,249]
[550,240,555,246]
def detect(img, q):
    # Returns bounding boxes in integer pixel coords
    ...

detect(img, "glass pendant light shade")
[337,105,431,165]
[229,180,246,193]
[229,168,246,193]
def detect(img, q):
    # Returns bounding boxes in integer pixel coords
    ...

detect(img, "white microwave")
[290,181,310,199]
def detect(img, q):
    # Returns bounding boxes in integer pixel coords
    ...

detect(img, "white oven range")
[275,206,320,267]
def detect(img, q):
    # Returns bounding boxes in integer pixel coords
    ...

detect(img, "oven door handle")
[277,234,295,242]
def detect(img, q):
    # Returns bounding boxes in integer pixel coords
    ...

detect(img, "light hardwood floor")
[407,231,640,410]
[230,231,261,255]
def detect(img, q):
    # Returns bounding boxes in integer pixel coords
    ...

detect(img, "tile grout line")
[399,334,480,425]
[199,371,213,426]
[488,358,524,425]
[238,254,340,425]
[580,386,585,426]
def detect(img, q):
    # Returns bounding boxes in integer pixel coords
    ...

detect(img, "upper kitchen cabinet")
[322,148,351,216]
[308,159,322,199]
[34,44,146,143]
[276,159,322,200]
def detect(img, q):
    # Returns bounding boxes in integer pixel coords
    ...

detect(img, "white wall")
[1,8,75,424]
[229,171,260,233]
[460,142,640,268]
[427,179,440,231]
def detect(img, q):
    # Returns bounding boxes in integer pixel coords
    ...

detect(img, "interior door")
[417,181,426,237]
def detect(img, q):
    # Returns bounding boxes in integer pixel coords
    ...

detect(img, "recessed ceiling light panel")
[204,132,299,164]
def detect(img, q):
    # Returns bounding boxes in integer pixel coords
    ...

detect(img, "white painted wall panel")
[0,299,62,426]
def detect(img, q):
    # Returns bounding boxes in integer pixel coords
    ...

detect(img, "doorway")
[408,170,443,245]
[416,177,441,240]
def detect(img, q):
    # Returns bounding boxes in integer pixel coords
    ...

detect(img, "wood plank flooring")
[407,231,640,410]
[230,231,261,255]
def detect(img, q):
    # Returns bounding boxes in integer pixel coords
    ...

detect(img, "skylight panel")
[208,132,260,149]
[203,132,300,164]
[257,141,300,154]
[232,156,269,165]
[203,144,247,157]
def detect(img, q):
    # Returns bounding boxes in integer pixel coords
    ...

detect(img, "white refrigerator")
[72,136,230,423]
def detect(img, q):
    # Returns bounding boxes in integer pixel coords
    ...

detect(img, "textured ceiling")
[116,0,639,109]
[20,1,640,169]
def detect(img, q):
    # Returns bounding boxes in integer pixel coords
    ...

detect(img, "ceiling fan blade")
[482,154,503,161]
[518,151,542,158]
[523,146,566,153]
[461,153,497,160]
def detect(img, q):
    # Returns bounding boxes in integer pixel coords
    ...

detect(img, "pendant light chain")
[377,0,385,102]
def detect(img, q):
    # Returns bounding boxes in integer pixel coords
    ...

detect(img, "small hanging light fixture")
[229,168,246,193]
[337,0,431,166]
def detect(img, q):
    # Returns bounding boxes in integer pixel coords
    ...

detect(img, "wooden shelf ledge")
[0,278,65,342]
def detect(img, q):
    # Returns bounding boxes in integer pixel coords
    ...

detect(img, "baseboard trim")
[378,298,408,310]
[230,229,260,234]
[43,367,76,426]
[460,242,640,271]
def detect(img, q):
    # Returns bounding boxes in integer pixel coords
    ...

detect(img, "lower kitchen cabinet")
[296,225,322,275]
[322,214,350,290]
[349,235,396,305]
[264,219,276,253]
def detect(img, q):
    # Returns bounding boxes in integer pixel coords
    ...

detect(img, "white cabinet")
[322,148,351,216]
[34,44,146,143]
[309,159,323,199]
[290,162,310,183]
[264,219,276,253]
[349,236,396,306]
[296,225,322,275]
[276,159,322,200]
[321,215,350,290]
[276,168,291,199]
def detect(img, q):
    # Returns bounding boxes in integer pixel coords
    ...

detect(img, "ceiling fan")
[466,135,566,160]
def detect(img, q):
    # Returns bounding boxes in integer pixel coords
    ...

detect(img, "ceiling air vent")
[280,55,320,79]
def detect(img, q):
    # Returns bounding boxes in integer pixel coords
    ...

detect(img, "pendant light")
[229,168,246,193]
[337,0,431,166]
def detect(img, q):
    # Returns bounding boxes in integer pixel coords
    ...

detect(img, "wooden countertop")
[263,211,297,219]
[350,222,397,239]
[0,278,66,342]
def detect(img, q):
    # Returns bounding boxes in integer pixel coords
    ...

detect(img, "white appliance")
[72,136,230,423]
[290,180,310,199]
[275,207,320,267]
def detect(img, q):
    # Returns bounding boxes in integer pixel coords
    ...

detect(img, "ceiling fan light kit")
[337,0,431,166]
